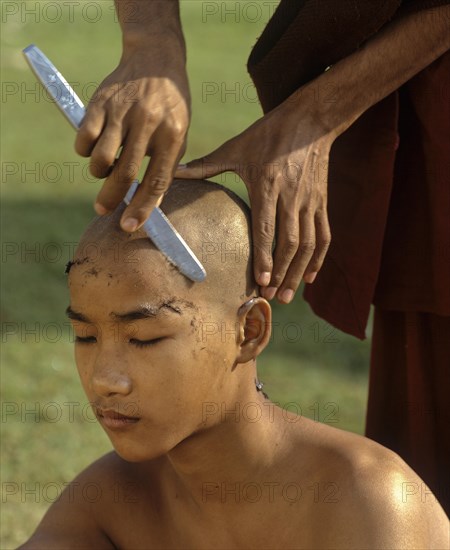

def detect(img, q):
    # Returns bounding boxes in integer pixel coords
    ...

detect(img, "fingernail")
[258,271,271,286]
[264,287,278,301]
[94,202,108,215]
[279,289,294,304]
[304,272,318,284]
[122,218,138,232]
[177,164,187,170]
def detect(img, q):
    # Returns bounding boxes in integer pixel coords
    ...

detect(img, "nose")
[91,359,132,398]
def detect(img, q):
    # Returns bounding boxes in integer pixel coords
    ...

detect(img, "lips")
[96,407,140,429]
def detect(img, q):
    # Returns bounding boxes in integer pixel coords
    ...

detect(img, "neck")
[163,383,288,508]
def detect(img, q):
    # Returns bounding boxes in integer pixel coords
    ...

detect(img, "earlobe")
[236,298,272,363]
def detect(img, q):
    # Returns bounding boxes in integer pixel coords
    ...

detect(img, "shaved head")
[69,180,257,309]
[66,181,272,464]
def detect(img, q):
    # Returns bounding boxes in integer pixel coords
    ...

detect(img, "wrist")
[277,78,347,142]
[116,0,185,55]
[122,28,186,58]
[295,72,360,139]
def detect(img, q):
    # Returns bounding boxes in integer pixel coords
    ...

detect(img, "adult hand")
[175,96,335,303]
[75,45,190,233]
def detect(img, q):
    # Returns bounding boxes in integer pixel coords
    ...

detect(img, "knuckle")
[299,204,314,217]
[321,236,332,250]
[134,107,156,128]
[256,218,275,243]
[75,134,94,157]
[262,180,278,200]
[90,162,106,178]
[96,188,120,211]
[79,123,98,144]
[91,154,114,179]
[99,197,119,212]
[167,117,187,141]
[299,240,316,255]
[119,161,139,182]
[282,234,299,258]
[75,142,89,157]
[143,111,157,127]
[148,175,169,196]
[91,149,111,168]
[318,225,332,250]
[284,176,299,192]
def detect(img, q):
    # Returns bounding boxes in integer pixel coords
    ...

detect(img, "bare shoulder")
[307,422,449,549]
[18,451,142,549]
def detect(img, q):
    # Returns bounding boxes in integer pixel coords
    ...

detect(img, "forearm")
[297,4,450,136]
[115,0,185,55]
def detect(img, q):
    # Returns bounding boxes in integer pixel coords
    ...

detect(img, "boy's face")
[67,243,243,462]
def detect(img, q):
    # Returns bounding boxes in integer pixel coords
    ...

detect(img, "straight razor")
[22,44,206,283]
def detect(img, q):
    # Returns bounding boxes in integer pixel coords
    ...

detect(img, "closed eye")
[75,336,97,344]
[74,336,165,347]
[129,338,165,348]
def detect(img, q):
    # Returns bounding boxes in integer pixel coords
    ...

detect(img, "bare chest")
[102,491,339,550]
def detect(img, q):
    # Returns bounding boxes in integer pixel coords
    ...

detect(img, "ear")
[235,298,272,364]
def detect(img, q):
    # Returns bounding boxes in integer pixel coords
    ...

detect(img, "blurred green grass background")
[1,1,371,547]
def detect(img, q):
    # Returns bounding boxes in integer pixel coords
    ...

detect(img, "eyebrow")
[65,301,184,323]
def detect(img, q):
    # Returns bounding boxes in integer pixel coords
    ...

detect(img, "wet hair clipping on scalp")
[65,260,75,274]
[65,257,89,274]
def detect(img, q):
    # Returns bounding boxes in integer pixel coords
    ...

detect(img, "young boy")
[20,180,448,549]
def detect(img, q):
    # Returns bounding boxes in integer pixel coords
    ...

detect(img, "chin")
[107,431,184,463]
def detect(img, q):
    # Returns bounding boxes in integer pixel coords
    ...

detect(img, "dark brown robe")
[247,0,450,514]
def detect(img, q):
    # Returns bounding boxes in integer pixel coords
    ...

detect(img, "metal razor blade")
[23,44,206,283]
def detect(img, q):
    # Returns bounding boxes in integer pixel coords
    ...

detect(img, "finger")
[263,200,300,300]
[276,211,316,304]
[95,124,150,214]
[250,189,277,288]
[75,103,106,157]
[120,139,183,231]
[90,121,126,179]
[303,209,331,284]
[174,143,239,180]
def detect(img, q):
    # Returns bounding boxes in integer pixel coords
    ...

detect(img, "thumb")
[174,144,239,180]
